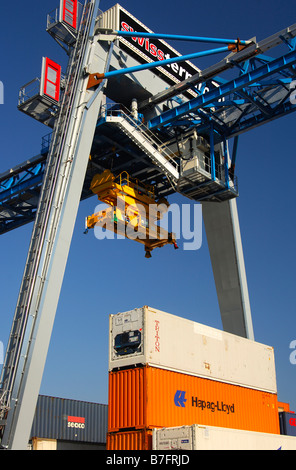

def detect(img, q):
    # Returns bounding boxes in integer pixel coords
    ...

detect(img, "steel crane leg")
[202,199,254,340]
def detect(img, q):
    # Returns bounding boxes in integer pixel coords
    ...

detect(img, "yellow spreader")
[86,170,178,258]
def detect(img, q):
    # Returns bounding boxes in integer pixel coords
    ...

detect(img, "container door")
[60,0,78,30]
[40,58,62,103]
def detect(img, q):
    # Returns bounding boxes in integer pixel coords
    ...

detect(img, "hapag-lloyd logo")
[174,390,235,414]
[174,390,187,407]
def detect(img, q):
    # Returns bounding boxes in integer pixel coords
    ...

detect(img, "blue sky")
[1,0,296,416]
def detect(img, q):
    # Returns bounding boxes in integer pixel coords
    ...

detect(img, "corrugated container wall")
[107,429,153,450]
[109,306,277,394]
[97,3,120,31]
[278,401,291,412]
[108,366,280,435]
[31,395,108,444]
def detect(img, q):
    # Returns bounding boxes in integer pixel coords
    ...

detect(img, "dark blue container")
[30,395,108,443]
[279,412,296,436]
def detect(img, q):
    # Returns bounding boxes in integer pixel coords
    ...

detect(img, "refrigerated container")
[152,424,296,450]
[108,366,279,434]
[109,306,277,393]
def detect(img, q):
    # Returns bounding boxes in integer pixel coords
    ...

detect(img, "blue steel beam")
[226,98,296,138]
[0,158,46,234]
[0,173,44,203]
[98,46,231,81]
[148,49,296,130]
[116,30,251,46]
[0,158,46,201]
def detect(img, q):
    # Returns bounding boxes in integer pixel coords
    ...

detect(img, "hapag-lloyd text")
[192,396,235,414]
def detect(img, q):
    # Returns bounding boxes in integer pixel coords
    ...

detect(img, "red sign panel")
[67,416,86,429]
[41,57,62,102]
[290,417,296,427]
[61,0,78,30]
[68,416,85,424]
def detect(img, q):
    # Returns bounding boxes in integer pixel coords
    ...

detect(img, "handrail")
[18,78,41,106]
[117,171,155,200]
[100,103,179,171]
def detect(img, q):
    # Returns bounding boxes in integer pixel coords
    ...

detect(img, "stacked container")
[153,424,296,450]
[279,412,296,436]
[30,395,108,449]
[107,306,280,450]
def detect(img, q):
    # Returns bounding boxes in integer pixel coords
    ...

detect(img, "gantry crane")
[0,0,296,449]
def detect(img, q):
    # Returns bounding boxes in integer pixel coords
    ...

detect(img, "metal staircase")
[98,104,179,182]
[97,104,238,202]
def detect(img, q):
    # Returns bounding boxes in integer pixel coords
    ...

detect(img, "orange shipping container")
[278,401,291,413]
[108,366,280,434]
[107,429,153,450]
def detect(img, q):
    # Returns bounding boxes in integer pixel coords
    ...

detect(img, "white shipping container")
[109,306,277,393]
[152,424,296,450]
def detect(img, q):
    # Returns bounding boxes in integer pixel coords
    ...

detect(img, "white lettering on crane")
[120,21,197,82]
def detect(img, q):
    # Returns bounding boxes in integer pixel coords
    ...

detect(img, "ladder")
[0,0,103,449]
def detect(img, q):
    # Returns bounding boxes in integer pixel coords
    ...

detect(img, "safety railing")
[181,147,238,193]
[47,2,84,31]
[47,7,59,29]
[100,103,179,173]
[18,78,41,107]
[41,133,53,154]
[18,74,66,108]
[117,171,155,200]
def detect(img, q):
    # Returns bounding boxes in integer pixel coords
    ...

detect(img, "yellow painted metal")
[86,170,178,257]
